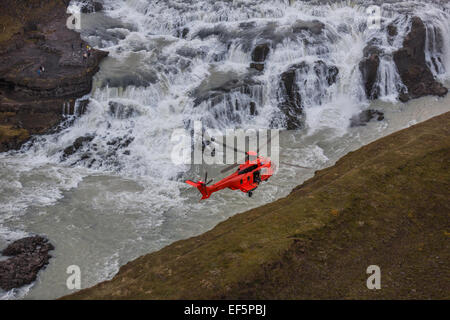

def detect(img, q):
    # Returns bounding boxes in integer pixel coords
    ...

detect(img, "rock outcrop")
[359,44,382,100]
[359,17,447,103]
[393,17,447,102]
[0,236,54,291]
[277,60,338,129]
[80,1,103,14]
[292,19,325,35]
[192,76,262,123]
[62,135,95,159]
[0,0,108,152]
[350,109,384,127]
[277,64,304,129]
[250,43,270,72]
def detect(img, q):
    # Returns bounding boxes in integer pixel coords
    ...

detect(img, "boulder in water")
[0,236,54,291]
[250,43,270,72]
[292,20,325,35]
[62,135,94,158]
[107,136,135,149]
[315,60,339,86]
[251,43,270,63]
[387,24,398,37]
[277,64,304,129]
[359,44,382,100]
[179,27,189,39]
[350,109,384,127]
[250,63,265,72]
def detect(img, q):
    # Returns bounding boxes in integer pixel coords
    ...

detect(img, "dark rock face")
[193,77,261,108]
[77,99,90,117]
[277,61,338,129]
[0,0,108,152]
[360,17,447,102]
[251,43,270,63]
[393,17,448,101]
[0,236,54,291]
[292,20,325,35]
[176,27,189,39]
[250,43,270,72]
[191,76,262,125]
[80,1,103,14]
[108,101,141,119]
[278,65,304,130]
[62,135,94,158]
[350,109,384,127]
[359,44,381,100]
[387,24,398,37]
[250,63,264,72]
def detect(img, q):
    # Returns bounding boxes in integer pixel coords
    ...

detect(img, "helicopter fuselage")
[186,155,274,200]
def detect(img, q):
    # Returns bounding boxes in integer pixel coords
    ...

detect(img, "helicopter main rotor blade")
[257,130,280,155]
[220,139,246,155]
[206,179,214,185]
[205,134,247,155]
[215,130,282,175]
[220,162,240,174]
[280,161,312,169]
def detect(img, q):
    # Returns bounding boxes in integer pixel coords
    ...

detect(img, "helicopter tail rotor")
[185,180,211,200]
[185,171,214,200]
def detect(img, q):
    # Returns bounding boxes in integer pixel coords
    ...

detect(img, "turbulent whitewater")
[0,0,450,299]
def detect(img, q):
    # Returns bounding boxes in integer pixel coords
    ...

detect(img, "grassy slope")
[65,112,450,300]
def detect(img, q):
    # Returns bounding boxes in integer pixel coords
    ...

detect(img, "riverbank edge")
[63,111,450,300]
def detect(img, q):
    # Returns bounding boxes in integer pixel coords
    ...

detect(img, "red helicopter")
[185,132,310,200]
[186,150,273,199]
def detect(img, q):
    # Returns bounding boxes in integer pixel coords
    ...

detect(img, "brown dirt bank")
[64,111,450,300]
[0,0,108,152]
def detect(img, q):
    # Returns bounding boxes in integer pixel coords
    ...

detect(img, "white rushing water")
[1,0,450,299]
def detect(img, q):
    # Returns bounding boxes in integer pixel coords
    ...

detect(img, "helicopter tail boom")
[185,180,211,200]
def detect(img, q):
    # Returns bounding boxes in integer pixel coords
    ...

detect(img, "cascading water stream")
[0,0,450,299]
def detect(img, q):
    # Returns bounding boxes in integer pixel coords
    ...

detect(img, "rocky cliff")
[64,111,450,300]
[0,0,108,152]
[360,16,448,102]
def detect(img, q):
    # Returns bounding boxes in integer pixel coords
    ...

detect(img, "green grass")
[64,112,450,300]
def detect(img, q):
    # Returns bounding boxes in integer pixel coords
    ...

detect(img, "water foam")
[0,0,449,299]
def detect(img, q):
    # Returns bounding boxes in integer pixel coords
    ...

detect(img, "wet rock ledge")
[360,16,448,102]
[0,236,54,291]
[0,0,108,152]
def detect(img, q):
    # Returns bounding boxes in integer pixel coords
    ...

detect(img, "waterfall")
[20,0,448,177]
[2,0,450,300]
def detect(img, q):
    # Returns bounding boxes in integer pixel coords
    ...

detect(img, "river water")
[0,0,449,299]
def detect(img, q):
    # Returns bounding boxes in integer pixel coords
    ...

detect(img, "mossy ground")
[0,15,22,44]
[0,125,29,146]
[65,112,450,300]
